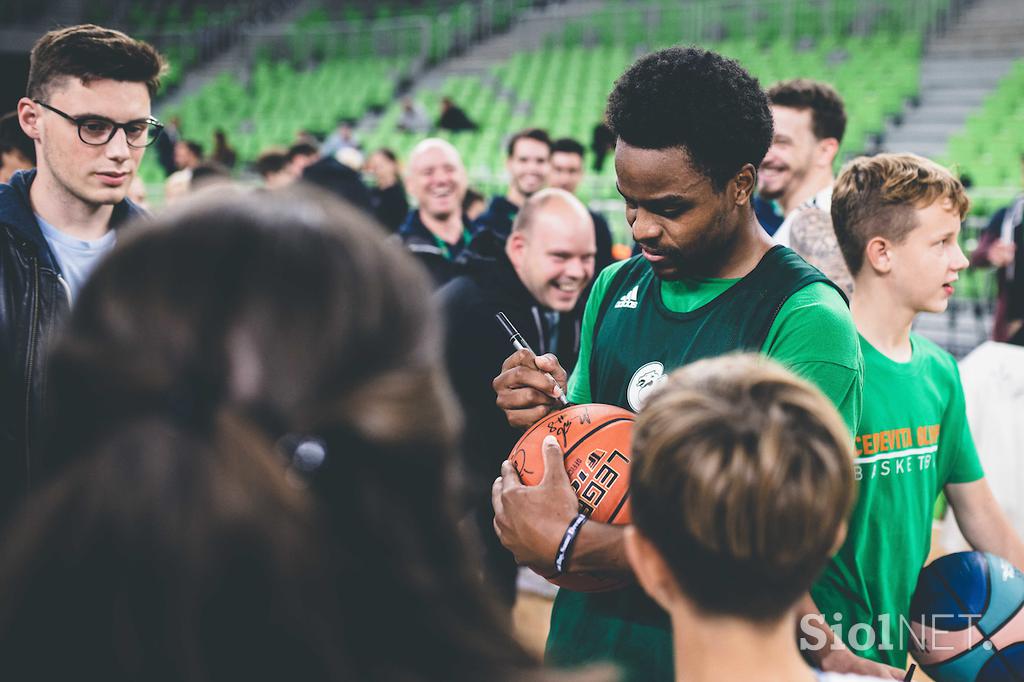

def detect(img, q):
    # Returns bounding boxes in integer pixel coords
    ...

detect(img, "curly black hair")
[605,47,774,192]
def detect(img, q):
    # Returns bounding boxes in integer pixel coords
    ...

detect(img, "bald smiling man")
[437,188,596,606]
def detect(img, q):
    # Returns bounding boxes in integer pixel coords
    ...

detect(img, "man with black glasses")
[0,24,163,518]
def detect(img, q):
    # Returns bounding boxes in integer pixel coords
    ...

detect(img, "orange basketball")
[509,403,635,592]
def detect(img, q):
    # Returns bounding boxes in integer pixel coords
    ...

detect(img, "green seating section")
[551,0,951,47]
[944,59,1024,215]
[362,75,515,197]
[84,2,250,92]
[361,33,923,203]
[284,0,530,64]
[718,35,922,162]
[139,57,411,184]
[122,2,245,33]
[139,0,533,182]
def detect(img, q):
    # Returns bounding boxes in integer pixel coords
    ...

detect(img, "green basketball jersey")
[810,333,984,668]
[549,246,864,681]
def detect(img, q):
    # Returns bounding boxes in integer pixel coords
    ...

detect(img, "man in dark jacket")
[301,154,373,212]
[397,138,472,286]
[438,188,596,606]
[1,24,159,518]
[437,96,477,132]
[971,156,1024,345]
[365,148,408,233]
[473,128,550,239]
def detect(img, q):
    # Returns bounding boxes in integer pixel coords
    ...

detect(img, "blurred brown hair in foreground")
[630,354,855,621]
[0,188,608,682]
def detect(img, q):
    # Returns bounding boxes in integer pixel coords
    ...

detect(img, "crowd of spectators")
[2,21,1024,682]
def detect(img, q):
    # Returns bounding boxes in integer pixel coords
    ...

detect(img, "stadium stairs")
[155,2,313,114]
[885,0,1024,356]
[416,0,599,84]
[882,0,1024,160]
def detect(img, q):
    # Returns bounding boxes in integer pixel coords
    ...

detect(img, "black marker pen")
[496,311,569,407]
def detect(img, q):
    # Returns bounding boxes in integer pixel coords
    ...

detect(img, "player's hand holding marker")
[492,435,578,575]
[493,349,569,429]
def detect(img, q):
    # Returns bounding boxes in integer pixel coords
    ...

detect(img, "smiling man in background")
[397,137,471,286]
[759,79,845,246]
[759,79,853,292]
[474,128,551,239]
[0,24,160,518]
[439,187,596,608]
[548,137,615,274]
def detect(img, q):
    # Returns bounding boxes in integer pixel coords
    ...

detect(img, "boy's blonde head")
[631,354,854,621]
[831,153,969,275]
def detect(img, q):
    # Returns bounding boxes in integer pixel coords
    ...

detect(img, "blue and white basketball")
[909,551,1024,682]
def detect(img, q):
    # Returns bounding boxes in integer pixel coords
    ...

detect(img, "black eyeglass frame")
[33,99,164,148]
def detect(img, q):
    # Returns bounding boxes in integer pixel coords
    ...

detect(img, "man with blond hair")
[398,137,471,286]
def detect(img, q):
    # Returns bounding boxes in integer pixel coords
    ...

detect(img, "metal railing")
[516,0,968,49]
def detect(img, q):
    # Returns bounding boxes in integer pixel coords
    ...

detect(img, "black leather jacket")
[0,170,143,517]
[395,208,473,287]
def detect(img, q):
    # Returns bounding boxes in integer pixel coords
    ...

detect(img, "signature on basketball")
[510,448,534,477]
[547,407,593,448]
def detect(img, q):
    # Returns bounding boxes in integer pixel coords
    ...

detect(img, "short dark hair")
[189,161,231,188]
[183,140,204,159]
[462,187,484,212]
[767,79,847,143]
[551,137,585,157]
[0,112,36,164]
[605,47,773,191]
[632,355,854,622]
[27,24,165,100]
[373,147,398,163]
[255,149,289,176]
[0,415,351,680]
[287,142,319,162]
[38,187,555,681]
[506,128,551,158]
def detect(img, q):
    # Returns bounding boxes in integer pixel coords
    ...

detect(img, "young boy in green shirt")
[809,153,1024,671]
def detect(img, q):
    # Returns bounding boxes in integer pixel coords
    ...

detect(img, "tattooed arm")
[789,207,854,296]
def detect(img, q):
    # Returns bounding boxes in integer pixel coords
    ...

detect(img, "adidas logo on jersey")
[614,285,639,309]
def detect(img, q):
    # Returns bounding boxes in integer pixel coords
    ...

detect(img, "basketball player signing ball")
[493,47,879,680]
[626,354,890,682]
[810,154,1024,671]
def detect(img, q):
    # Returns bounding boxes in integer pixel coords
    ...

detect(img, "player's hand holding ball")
[494,403,635,591]
[493,350,568,429]
[492,435,578,573]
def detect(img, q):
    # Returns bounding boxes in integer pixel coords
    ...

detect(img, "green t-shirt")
[550,258,863,680]
[810,333,984,668]
[568,260,863,433]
